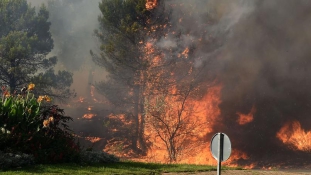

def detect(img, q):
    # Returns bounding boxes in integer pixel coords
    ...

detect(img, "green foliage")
[0,152,35,170]
[0,85,80,164]
[80,150,119,164]
[30,68,76,102]
[92,0,168,156]
[0,0,74,101]
[93,0,150,72]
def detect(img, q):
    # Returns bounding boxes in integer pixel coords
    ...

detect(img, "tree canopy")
[0,0,75,101]
[92,0,213,160]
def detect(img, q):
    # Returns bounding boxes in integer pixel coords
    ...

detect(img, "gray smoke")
[161,0,311,167]
[27,0,107,148]
[215,0,311,154]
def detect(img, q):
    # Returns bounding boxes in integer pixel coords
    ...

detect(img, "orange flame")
[146,0,157,10]
[141,85,222,164]
[83,113,96,119]
[276,120,311,151]
[78,97,84,103]
[85,136,102,143]
[223,149,252,168]
[182,47,189,58]
[236,106,256,125]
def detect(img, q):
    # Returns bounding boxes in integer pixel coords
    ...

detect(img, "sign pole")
[217,133,224,175]
[210,132,231,175]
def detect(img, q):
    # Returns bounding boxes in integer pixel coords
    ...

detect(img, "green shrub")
[0,84,80,164]
[80,150,120,164]
[0,151,35,170]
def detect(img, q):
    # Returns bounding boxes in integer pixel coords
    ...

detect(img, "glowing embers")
[85,136,102,143]
[82,106,96,119]
[83,113,97,119]
[78,97,85,103]
[276,120,311,151]
[236,106,256,125]
[178,47,190,58]
[146,0,157,10]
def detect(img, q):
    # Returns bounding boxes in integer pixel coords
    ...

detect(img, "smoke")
[26,0,108,148]
[216,0,311,156]
[27,0,104,97]
[160,0,311,166]
[27,0,44,7]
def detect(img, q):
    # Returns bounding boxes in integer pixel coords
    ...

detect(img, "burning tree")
[92,0,217,161]
[0,0,75,101]
[91,0,158,155]
[144,85,208,163]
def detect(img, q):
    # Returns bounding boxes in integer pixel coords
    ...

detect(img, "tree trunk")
[9,76,16,94]
[138,89,147,155]
[132,84,140,153]
[132,84,147,155]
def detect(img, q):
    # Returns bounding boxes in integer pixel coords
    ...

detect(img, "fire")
[276,120,311,151]
[90,85,103,103]
[146,0,157,10]
[142,85,222,164]
[244,163,256,169]
[108,113,133,125]
[236,106,256,125]
[78,97,84,103]
[223,149,252,168]
[85,136,102,143]
[179,47,189,58]
[83,113,96,119]
[90,0,267,168]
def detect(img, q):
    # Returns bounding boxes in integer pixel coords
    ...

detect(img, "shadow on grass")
[4,161,218,174]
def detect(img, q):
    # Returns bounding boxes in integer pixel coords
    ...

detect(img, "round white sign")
[210,132,231,162]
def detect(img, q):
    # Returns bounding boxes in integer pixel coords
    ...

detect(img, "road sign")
[210,132,231,175]
[211,132,231,161]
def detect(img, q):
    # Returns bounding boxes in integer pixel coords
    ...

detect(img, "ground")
[163,169,311,175]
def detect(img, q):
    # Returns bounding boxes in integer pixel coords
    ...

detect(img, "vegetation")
[0,0,223,170]
[0,152,35,170]
[0,161,238,174]
[0,84,80,165]
[92,0,215,162]
[91,0,155,155]
[0,0,75,101]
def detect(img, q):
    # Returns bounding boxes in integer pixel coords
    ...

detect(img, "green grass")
[0,161,241,175]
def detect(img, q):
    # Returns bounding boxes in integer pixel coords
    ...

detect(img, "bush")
[0,84,80,164]
[0,151,35,170]
[80,150,120,164]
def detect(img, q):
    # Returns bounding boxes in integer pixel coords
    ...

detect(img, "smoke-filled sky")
[27,0,103,99]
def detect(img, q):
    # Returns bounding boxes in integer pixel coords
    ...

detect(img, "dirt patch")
[163,169,311,175]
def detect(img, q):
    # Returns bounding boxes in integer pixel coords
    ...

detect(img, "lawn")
[0,161,240,175]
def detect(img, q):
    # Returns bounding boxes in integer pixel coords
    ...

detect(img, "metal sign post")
[217,133,223,175]
[211,132,231,175]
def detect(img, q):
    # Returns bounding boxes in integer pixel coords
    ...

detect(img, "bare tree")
[144,83,207,163]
